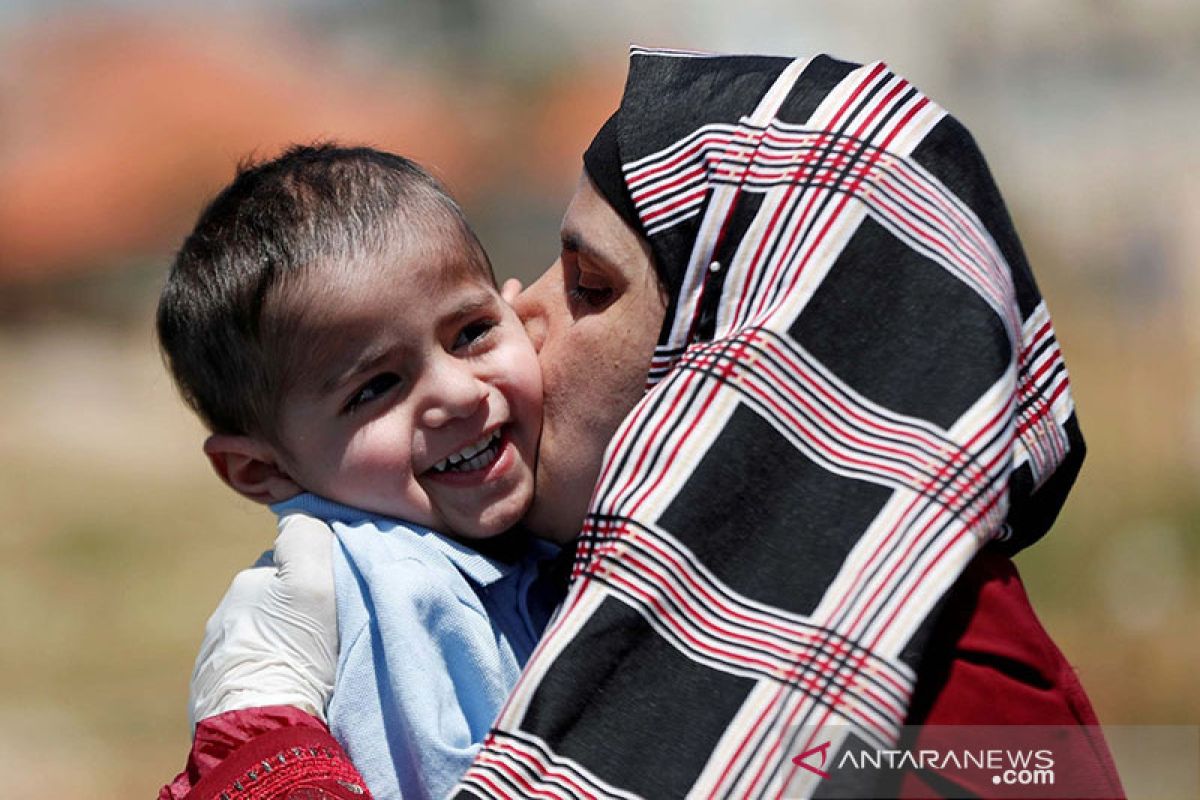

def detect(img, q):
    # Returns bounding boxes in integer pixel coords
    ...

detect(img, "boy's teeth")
[432,430,501,474]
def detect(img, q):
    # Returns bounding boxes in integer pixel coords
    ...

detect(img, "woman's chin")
[520,490,587,545]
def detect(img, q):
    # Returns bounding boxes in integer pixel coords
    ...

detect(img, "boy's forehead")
[375,214,492,288]
[298,216,490,301]
[276,244,497,395]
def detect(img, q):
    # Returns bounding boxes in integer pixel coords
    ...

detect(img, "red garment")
[162,554,1120,799]
[898,550,1124,797]
[160,706,371,800]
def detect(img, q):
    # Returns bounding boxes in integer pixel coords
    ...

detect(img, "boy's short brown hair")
[157,143,492,442]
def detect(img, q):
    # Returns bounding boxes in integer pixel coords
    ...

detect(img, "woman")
[165,48,1118,799]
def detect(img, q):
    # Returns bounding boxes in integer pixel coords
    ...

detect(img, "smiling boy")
[157,144,557,800]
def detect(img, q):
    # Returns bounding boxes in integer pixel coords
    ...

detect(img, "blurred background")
[0,1,1196,796]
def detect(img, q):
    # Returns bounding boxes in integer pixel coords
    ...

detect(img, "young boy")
[157,144,558,800]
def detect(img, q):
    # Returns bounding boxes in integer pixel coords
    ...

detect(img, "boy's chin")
[453,506,528,540]
[449,488,535,541]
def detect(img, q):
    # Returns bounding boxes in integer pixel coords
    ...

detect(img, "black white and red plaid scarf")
[457,47,1084,799]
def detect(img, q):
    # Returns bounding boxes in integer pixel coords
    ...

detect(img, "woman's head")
[515,47,1086,555]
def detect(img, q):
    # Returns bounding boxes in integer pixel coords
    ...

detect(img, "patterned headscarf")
[457,47,1084,799]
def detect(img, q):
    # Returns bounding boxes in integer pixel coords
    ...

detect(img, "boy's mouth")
[428,429,503,475]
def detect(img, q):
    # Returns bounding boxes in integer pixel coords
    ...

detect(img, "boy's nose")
[420,361,488,428]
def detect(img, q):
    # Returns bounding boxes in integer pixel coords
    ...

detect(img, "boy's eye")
[453,320,496,351]
[344,372,401,414]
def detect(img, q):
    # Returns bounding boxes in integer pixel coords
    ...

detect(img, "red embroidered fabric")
[159,706,372,800]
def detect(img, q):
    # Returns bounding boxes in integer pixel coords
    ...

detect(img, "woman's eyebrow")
[561,231,603,263]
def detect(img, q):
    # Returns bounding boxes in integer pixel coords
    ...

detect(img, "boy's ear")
[203,434,302,505]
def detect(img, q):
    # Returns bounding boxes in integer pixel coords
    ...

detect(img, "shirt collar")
[270,492,555,588]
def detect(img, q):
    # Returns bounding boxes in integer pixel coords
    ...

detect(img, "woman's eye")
[568,282,615,308]
[563,254,616,311]
[344,373,400,414]
[453,320,496,351]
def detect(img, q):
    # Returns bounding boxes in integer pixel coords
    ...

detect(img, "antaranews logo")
[791,738,1054,786]
[783,725,1137,799]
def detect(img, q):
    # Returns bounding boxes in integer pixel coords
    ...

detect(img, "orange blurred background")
[1,2,1196,797]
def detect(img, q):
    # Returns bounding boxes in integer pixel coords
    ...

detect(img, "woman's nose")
[420,360,488,428]
[512,266,557,353]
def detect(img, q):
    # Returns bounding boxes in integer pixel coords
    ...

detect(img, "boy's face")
[272,237,542,538]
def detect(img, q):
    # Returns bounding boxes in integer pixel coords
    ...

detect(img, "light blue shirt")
[271,493,560,800]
